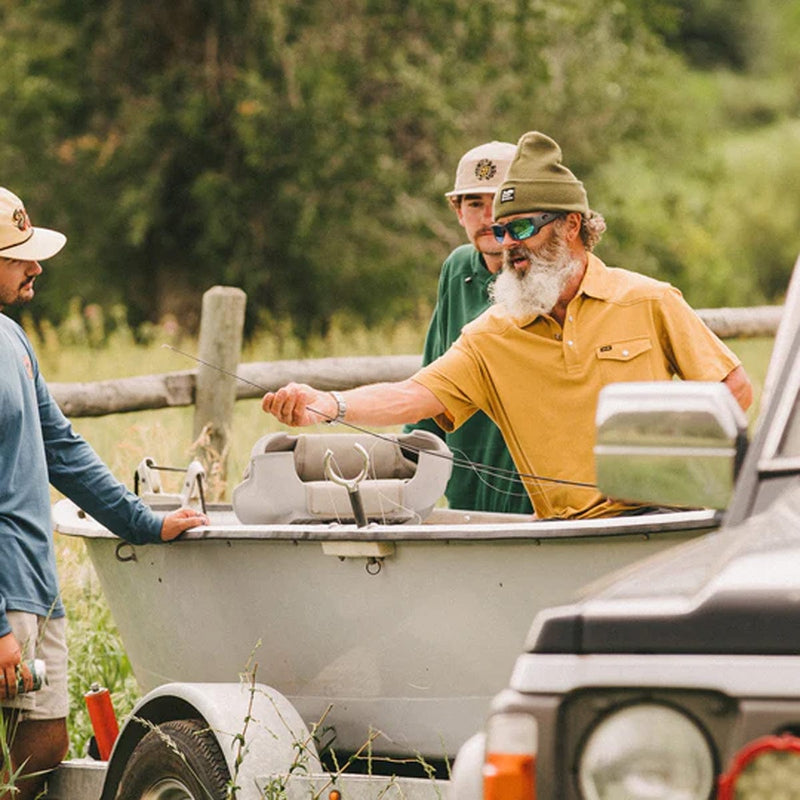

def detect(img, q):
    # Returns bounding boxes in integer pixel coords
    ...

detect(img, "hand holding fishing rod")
[262,382,340,427]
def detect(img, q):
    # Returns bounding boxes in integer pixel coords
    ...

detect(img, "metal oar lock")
[324,443,370,528]
[321,444,395,575]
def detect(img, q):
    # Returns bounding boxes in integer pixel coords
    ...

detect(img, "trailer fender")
[450,732,486,800]
[101,682,321,800]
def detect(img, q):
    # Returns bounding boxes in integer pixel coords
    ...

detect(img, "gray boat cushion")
[232,429,453,524]
[294,433,417,481]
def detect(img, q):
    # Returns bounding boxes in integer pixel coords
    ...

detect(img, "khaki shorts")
[2,612,68,720]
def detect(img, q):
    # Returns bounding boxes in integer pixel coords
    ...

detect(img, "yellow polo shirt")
[413,254,741,519]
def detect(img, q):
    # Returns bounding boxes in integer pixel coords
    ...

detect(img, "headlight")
[718,734,800,799]
[578,702,714,800]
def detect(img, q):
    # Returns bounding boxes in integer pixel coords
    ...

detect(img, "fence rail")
[49,304,781,419]
[49,355,422,417]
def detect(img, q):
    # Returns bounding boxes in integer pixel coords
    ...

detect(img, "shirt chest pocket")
[595,336,655,382]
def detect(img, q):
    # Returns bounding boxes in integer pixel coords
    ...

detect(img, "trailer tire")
[115,718,230,800]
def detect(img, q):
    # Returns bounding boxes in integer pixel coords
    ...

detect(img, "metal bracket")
[133,457,207,514]
[323,443,370,527]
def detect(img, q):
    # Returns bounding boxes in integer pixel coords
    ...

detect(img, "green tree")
[0,0,796,336]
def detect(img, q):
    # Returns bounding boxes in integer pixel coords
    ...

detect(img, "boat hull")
[55,502,717,758]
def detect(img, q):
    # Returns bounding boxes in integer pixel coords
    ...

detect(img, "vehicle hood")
[527,483,800,655]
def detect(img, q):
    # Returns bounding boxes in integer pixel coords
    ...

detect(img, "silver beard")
[490,230,581,319]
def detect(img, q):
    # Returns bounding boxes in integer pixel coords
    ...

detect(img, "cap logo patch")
[499,187,515,203]
[474,158,497,182]
[12,207,30,231]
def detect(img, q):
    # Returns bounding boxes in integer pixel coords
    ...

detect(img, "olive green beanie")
[493,131,588,220]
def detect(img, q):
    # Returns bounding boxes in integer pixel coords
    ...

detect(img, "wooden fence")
[49,300,782,418]
[47,287,783,471]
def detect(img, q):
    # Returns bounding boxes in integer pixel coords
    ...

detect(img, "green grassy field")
[42,322,774,758]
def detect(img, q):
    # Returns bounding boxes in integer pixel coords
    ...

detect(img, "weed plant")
[23,304,774,760]
[59,540,140,759]
[0,710,27,797]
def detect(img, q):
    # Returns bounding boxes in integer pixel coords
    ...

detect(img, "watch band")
[327,390,347,424]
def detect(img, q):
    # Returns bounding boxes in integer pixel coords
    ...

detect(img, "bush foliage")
[0,0,798,337]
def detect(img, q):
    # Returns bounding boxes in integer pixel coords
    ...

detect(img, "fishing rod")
[163,344,597,492]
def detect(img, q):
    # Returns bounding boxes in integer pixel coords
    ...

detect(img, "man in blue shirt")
[404,142,533,514]
[0,187,209,800]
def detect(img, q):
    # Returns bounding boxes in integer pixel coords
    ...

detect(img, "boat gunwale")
[53,500,720,543]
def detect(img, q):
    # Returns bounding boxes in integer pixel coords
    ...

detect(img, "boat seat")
[232,429,453,524]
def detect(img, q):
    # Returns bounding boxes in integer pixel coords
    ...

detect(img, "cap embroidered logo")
[474,159,498,182]
[12,207,30,231]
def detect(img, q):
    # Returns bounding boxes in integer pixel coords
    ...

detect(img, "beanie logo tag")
[499,187,515,204]
[474,158,497,182]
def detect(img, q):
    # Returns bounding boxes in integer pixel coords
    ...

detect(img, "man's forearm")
[262,378,446,428]
[333,379,445,425]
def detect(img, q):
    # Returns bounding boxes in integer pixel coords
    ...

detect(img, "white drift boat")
[54,429,719,760]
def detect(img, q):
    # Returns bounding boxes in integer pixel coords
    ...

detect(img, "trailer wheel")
[116,718,230,800]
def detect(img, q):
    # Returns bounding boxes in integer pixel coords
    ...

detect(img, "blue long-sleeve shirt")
[0,314,163,637]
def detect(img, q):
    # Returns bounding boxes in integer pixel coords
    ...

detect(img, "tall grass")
[29,306,773,758]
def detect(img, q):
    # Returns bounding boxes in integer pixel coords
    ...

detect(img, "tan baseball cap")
[0,187,66,261]
[445,140,517,197]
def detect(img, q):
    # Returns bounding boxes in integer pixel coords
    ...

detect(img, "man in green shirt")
[405,142,533,514]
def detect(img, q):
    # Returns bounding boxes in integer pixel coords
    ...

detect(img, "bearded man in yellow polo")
[261,131,752,520]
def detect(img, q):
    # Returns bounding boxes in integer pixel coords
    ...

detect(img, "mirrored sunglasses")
[491,212,563,243]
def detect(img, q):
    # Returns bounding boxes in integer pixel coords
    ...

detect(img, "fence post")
[193,286,247,489]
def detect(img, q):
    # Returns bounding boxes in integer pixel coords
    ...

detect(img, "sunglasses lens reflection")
[508,219,536,240]
[491,219,536,242]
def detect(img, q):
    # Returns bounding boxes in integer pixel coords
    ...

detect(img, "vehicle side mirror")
[595,382,748,510]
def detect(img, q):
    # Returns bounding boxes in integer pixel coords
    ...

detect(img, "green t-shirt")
[405,245,533,514]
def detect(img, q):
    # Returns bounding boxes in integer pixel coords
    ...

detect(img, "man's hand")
[159,507,211,542]
[723,364,753,411]
[0,631,22,699]
[261,383,335,427]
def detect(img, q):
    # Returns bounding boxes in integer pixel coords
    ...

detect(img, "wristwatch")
[327,390,347,424]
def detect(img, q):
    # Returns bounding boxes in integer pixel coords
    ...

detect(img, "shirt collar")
[470,248,498,284]
[577,252,612,300]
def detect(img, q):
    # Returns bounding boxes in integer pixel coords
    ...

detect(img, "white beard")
[490,231,581,319]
